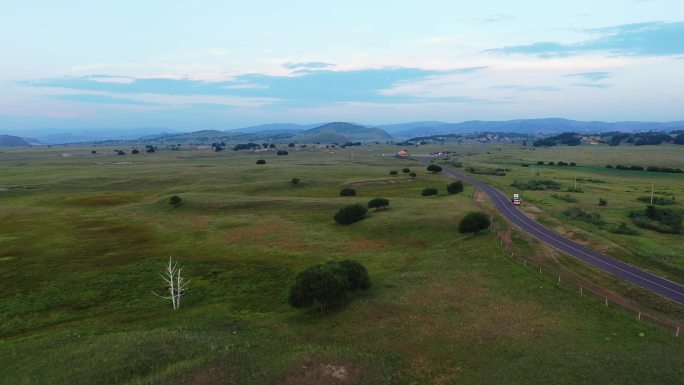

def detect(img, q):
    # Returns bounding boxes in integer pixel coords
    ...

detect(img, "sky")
[1,0,683,131]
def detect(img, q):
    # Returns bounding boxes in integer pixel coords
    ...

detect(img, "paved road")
[427,160,684,305]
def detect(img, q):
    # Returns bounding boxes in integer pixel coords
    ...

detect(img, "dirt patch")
[473,188,487,207]
[221,220,304,249]
[278,362,367,385]
[345,238,389,254]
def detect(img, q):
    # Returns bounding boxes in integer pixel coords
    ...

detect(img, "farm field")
[0,144,683,385]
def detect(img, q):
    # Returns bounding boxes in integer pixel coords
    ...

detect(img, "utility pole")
[574,176,577,190]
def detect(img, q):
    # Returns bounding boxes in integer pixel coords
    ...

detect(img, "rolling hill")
[0,135,33,147]
[297,122,393,143]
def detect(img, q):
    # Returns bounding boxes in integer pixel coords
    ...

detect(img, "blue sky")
[1,0,683,130]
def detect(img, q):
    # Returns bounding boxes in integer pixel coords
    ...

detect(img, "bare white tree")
[153,257,189,310]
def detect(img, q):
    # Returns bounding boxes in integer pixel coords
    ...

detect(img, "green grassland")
[0,145,682,385]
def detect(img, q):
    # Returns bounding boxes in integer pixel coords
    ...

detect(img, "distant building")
[395,150,410,158]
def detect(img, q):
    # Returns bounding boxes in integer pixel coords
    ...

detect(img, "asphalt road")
[430,161,684,305]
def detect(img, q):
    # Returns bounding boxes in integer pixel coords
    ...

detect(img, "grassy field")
[0,144,682,384]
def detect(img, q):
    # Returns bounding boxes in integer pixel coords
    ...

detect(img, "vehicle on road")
[512,193,521,205]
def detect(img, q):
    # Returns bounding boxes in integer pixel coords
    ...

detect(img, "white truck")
[512,193,521,206]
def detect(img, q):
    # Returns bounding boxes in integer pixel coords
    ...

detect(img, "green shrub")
[169,195,182,207]
[598,198,608,206]
[340,188,356,197]
[389,170,398,175]
[637,196,676,205]
[446,181,464,194]
[256,159,266,165]
[551,194,578,203]
[288,260,371,312]
[334,204,368,225]
[409,172,417,177]
[458,212,491,233]
[609,222,640,236]
[427,164,442,173]
[629,206,682,234]
[291,178,300,185]
[562,207,604,225]
[402,168,410,173]
[465,167,506,176]
[511,179,561,190]
[337,260,371,290]
[421,188,438,196]
[367,197,390,210]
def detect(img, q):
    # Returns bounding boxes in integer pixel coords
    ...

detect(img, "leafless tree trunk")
[153,257,189,310]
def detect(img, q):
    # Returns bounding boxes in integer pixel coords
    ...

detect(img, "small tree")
[334,204,368,225]
[256,159,266,165]
[277,150,289,156]
[152,257,190,310]
[131,149,140,154]
[340,188,356,196]
[389,170,398,175]
[169,195,182,207]
[599,198,608,206]
[421,188,438,196]
[288,142,295,148]
[409,172,416,177]
[427,164,442,173]
[91,150,97,154]
[291,178,300,185]
[117,150,126,155]
[337,260,371,290]
[288,263,348,312]
[402,168,410,173]
[447,181,464,194]
[367,197,389,210]
[458,212,490,234]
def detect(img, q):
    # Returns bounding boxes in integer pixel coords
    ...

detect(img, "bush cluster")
[562,207,604,226]
[629,206,683,234]
[339,188,356,197]
[421,188,438,196]
[511,179,561,191]
[458,212,490,233]
[446,181,464,194]
[334,204,368,225]
[287,260,371,312]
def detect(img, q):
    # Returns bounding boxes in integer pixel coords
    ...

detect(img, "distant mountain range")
[2,118,684,145]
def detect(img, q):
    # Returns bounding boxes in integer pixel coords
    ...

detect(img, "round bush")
[334,204,368,225]
[288,263,349,312]
[256,159,266,165]
[421,188,438,196]
[447,181,464,194]
[402,168,410,173]
[340,188,356,197]
[291,178,300,185]
[458,212,491,233]
[427,164,442,173]
[169,195,182,207]
[389,170,398,175]
[367,197,389,210]
[409,172,416,177]
[337,260,371,290]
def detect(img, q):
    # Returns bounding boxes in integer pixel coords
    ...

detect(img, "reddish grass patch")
[277,362,367,385]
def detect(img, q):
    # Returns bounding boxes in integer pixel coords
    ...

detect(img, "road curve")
[425,160,684,305]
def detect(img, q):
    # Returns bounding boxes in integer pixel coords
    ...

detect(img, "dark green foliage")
[291,178,300,185]
[117,150,126,155]
[609,222,640,236]
[451,161,463,168]
[637,196,676,205]
[533,138,557,147]
[402,168,410,173]
[288,260,371,312]
[675,134,684,145]
[511,179,561,190]
[91,150,96,154]
[629,205,683,234]
[288,142,295,147]
[287,263,349,312]
[232,143,259,151]
[389,170,398,175]
[340,188,356,197]
[277,150,289,156]
[169,195,182,207]
[256,159,266,165]
[566,187,584,193]
[466,167,506,176]
[337,260,371,290]
[548,161,555,165]
[367,197,389,210]
[334,204,368,225]
[446,181,464,194]
[598,198,608,206]
[605,164,613,168]
[409,172,416,177]
[131,149,140,154]
[570,162,576,166]
[551,194,578,203]
[458,212,491,233]
[427,164,442,173]
[562,207,604,226]
[521,164,529,167]
[421,188,438,196]
[536,161,544,165]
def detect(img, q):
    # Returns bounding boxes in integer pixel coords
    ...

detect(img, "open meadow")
[1,144,683,385]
